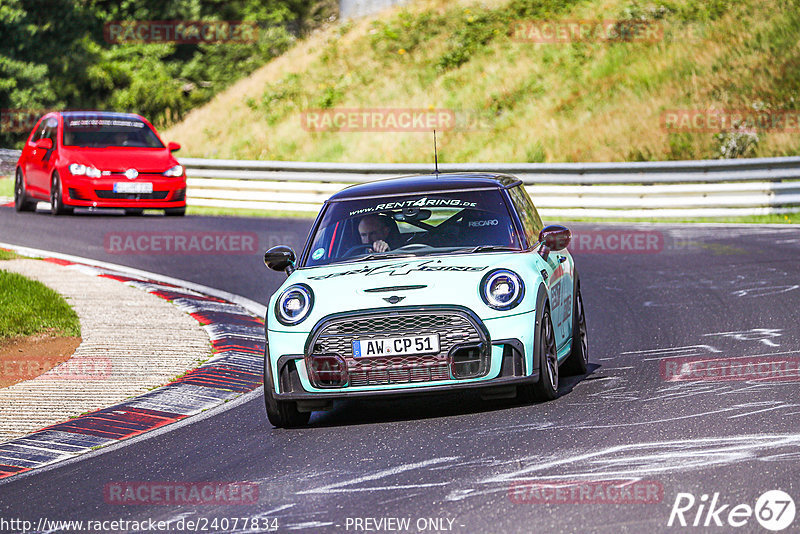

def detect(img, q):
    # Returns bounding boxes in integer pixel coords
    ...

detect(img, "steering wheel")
[343,244,374,257]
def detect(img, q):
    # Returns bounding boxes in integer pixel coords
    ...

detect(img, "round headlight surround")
[275,284,314,326]
[480,269,525,310]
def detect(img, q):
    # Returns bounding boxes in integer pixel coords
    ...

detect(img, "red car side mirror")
[35,138,53,150]
[167,142,181,152]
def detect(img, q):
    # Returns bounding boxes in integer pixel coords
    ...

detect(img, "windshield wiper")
[355,252,418,262]
[467,245,518,253]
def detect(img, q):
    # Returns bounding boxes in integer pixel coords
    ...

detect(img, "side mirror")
[35,138,53,150]
[264,245,296,275]
[538,225,571,259]
[167,142,181,152]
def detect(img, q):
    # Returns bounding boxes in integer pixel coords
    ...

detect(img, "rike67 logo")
[668,490,795,531]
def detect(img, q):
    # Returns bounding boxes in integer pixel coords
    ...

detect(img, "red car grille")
[95,190,169,200]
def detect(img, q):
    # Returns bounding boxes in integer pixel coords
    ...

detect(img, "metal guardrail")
[4,149,800,217]
[181,156,800,218]
[0,149,21,177]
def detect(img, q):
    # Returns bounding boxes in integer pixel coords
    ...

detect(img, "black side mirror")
[538,225,571,259]
[264,245,296,275]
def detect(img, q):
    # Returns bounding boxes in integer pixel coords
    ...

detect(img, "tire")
[14,169,36,212]
[562,275,589,376]
[50,171,72,216]
[125,209,144,216]
[518,306,559,402]
[263,349,310,428]
[164,207,186,216]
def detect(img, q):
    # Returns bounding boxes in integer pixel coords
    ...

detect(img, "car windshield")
[302,189,522,267]
[62,116,164,148]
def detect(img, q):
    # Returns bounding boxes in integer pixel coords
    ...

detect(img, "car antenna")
[433,130,440,175]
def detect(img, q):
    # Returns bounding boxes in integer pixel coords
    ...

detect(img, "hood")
[268,252,547,332]
[59,147,178,174]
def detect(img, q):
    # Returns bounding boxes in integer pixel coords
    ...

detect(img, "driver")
[111,132,127,146]
[358,214,393,253]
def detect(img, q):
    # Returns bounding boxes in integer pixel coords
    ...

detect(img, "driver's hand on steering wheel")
[371,240,390,253]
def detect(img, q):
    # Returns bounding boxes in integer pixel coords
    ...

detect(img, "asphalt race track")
[1,206,799,533]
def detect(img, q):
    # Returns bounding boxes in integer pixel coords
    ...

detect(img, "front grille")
[348,355,450,386]
[95,190,169,200]
[308,309,487,386]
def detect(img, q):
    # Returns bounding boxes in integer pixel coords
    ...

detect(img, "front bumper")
[270,337,535,401]
[62,174,187,208]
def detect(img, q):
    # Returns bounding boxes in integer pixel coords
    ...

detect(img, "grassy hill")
[164,0,800,163]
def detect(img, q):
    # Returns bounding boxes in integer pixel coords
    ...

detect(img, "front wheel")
[14,169,36,212]
[265,394,311,428]
[562,277,588,376]
[164,207,186,216]
[50,172,72,216]
[518,307,559,402]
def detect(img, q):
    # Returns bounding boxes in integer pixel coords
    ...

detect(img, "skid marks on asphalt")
[584,328,800,408]
[442,433,800,503]
[640,265,798,300]
[211,433,800,513]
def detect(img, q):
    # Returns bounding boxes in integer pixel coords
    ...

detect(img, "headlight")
[163,165,184,177]
[275,284,314,326]
[480,269,524,310]
[68,163,85,175]
[68,164,101,178]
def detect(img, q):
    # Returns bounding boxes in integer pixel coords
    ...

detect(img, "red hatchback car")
[14,111,187,216]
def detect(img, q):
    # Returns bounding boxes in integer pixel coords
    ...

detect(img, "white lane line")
[642,348,800,362]
[296,457,459,495]
[727,404,800,419]
[622,344,722,355]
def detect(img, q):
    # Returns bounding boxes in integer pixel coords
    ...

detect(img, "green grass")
[556,212,800,224]
[0,250,22,260]
[186,205,315,219]
[187,205,800,224]
[0,270,81,340]
[165,0,800,163]
[0,177,12,197]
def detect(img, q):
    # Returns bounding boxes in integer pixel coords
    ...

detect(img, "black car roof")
[328,173,522,201]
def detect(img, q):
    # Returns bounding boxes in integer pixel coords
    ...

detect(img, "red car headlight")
[163,165,184,177]
[68,163,101,178]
